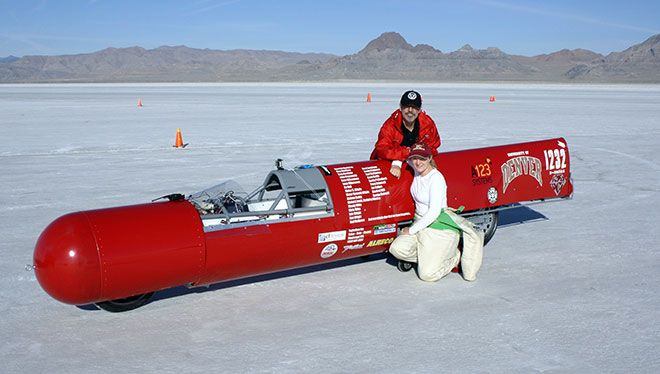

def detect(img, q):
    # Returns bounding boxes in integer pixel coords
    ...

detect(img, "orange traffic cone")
[173,128,188,148]
[366,92,372,102]
[137,99,143,107]
[489,96,496,102]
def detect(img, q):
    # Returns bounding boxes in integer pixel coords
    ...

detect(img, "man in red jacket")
[370,90,441,178]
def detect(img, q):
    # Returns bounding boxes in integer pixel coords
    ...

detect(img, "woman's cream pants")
[389,228,460,282]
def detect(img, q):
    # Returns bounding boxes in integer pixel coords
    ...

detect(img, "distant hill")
[1,32,659,83]
[565,34,660,82]
[286,33,539,81]
[0,46,336,82]
[0,55,19,63]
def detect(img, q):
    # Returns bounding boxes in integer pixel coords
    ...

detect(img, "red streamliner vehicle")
[33,138,573,312]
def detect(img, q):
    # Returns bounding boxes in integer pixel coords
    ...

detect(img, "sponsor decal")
[557,140,566,149]
[367,237,395,247]
[374,223,397,235]
[507,150,529,157]
[543,148,567,173]
[501,156,542,193]
[407,91,418,100]
[319,165,332,176]
[320,243,338,259]
[550,173,567,195]
[473,176,493,186]
[471,157,493,186]
[367,212,411,221]
[317,230,347,243]
[487,187,498,204]
[342,243,365,252]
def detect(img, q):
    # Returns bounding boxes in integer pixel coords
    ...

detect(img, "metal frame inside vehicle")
[190,167,335,231]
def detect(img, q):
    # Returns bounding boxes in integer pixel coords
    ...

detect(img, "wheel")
[466,211,499,246]
[397,260,414,272]
[95,292,154,313]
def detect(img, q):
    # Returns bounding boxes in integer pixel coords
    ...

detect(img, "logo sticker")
[550,174,567,195]
[374,223,396,235]
[407,92,418,100]
[320,243,338,259]
[471,157,493,186]
[487,187,498,204]
[342,243,365,252]
[367,238,395,247]
[501,156,542,193]
[317,230,347,243]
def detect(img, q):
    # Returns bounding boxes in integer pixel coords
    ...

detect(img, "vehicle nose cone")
[33,212,101,305]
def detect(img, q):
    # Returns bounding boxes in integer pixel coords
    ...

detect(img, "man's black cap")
[400,90,422,109]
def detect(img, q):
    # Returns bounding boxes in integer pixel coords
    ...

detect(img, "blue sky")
[1,0,659,57]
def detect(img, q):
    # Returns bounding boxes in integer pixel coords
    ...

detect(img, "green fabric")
[429,207,462,234]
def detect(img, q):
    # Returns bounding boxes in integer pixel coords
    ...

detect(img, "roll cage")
[188,167,334,232]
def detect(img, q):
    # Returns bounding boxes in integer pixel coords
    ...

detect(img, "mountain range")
[1,32,658,83]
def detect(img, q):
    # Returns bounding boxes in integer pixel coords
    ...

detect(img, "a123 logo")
[471,158,492,178]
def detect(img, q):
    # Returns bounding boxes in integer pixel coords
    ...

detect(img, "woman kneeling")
[389,142,463,282]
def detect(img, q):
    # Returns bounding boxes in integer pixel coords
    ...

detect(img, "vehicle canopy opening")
[188,167,334,231]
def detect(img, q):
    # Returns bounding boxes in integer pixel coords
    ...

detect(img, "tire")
[397,260,414,272]
[95,292,155,313]
[466,211,499,246]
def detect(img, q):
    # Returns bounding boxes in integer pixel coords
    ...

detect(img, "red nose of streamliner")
[33,201,206,305]
[33,212,102,305]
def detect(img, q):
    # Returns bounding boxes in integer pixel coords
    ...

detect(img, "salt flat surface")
[1,83,659,373]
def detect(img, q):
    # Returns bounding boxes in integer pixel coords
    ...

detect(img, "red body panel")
[33,213,102,305]
[439,137,572,210]
[199,218,340,285]
[34,201,205,304]
[34,138,573,305]
[196,161,412,286]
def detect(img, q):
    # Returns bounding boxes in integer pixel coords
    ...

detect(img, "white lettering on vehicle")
[543,149,567,172]
[501,156,542,193]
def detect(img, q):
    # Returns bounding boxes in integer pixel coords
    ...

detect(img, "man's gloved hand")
[390,165,401,178]
[390,160,403,178]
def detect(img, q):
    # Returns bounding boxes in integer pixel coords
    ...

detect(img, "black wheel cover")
[95,292,155,313]
[397,260,414,272]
